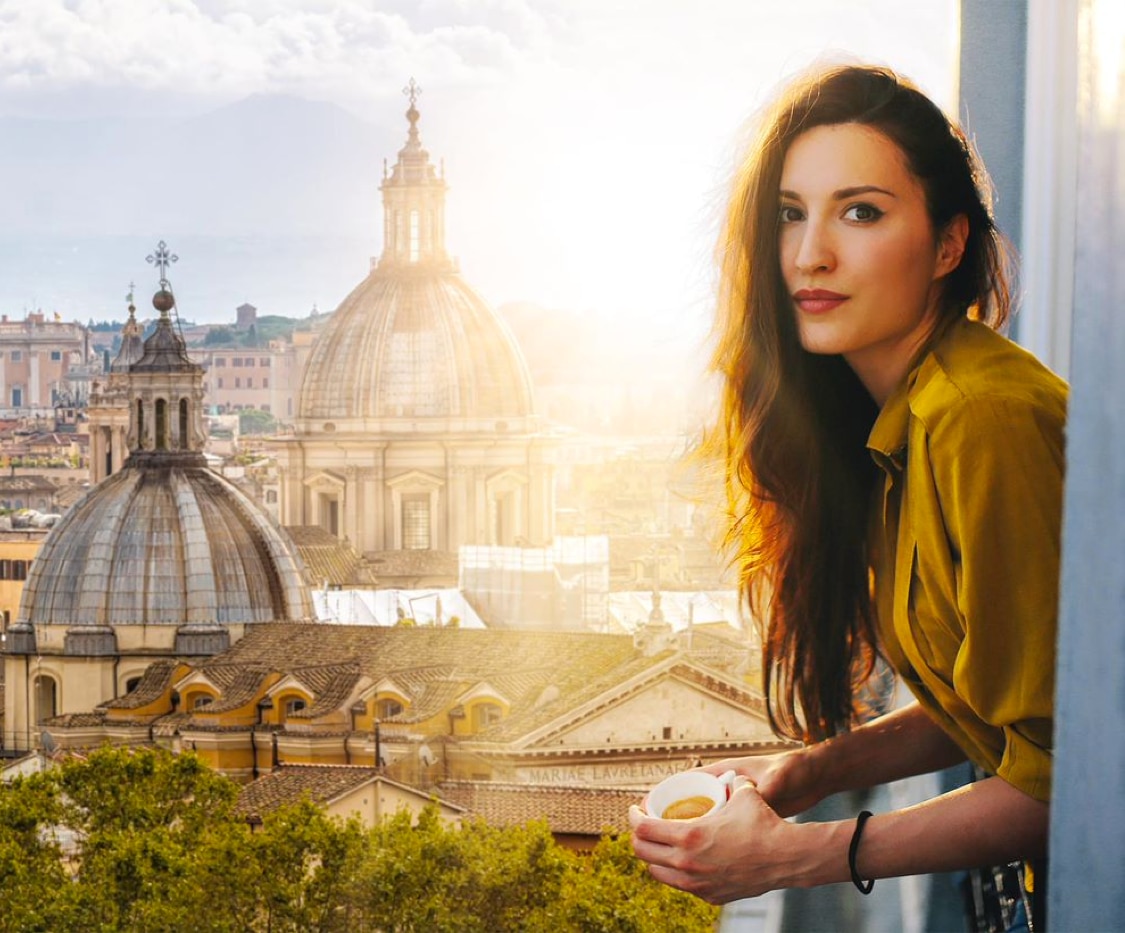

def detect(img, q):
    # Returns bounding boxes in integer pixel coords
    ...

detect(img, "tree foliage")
[238,408,279,435]
[0,746,720,932]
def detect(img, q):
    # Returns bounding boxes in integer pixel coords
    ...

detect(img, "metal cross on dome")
[146,240,178,290]
[403,77,422,107]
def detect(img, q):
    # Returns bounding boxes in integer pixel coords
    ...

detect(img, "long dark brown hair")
[705,65,1012,741]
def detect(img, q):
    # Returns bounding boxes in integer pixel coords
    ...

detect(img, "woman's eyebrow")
[778,185,897,201]
[834,184,897,200]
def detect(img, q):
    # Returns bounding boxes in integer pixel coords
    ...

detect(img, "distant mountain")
[0,95,398,239]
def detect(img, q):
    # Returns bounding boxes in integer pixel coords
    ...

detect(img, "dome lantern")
[378,78,452,270]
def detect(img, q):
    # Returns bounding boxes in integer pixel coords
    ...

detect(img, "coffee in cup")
[645,769,735,821]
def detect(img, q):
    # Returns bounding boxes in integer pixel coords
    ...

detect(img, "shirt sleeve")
[929,392,1065,801]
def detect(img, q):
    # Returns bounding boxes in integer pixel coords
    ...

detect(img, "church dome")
[19,460,311,627]
[296,81,534,428]
[19,262,312,631]
[298,269,533,423]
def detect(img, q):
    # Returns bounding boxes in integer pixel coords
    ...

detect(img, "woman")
[629,64,1066,926]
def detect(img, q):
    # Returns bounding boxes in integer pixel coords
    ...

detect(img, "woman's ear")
[935,214,970,278]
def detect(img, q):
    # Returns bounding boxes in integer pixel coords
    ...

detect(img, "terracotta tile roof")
[193,665,272,712]
[283,525,377,587]
[365,550,459,580]
[478,650,675,744]
[210,625,654,739]
[391,679,464,724]
[287,663,361,718]
[234,764,379,822]
[152,712,192,736]
[147,625,761,751]
[217,626,641,691]
[387,665,457,697]
[42,711,108,728]
[101,659,177,709]
[438,781,636,836]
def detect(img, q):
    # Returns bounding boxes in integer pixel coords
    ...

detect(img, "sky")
[0,0,960,341]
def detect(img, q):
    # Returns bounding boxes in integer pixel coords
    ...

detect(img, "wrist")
[788,818,855,889]
[798,739,837,799]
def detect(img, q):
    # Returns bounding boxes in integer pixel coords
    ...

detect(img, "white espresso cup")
[645,769,736,821]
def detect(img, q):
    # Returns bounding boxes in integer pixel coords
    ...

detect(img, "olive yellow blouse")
[868,317,1068,803]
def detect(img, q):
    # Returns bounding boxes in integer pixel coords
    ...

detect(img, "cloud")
[0,0,566,114]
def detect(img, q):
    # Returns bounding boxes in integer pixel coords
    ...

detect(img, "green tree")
[239,408,279,435]
[351,806,571,932]
[203,326,237,346]
[553,831,720,932]
[0,749,720,932]
[251,798,367,932]
[0,771,70,932]
[53,746,244,929]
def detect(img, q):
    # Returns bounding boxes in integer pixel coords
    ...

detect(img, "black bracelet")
[848,810,875,894]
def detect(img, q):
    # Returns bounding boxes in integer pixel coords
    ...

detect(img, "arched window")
[155,399,167,450]
[376,697,404,719]
[34,675,58,725]
[285,698,306,716]
[124,676,143,694]
[136,399,145,448]
[192,695,213,710]
[409,210,420,262]
[179,398,189,449]
[471,701,503,733]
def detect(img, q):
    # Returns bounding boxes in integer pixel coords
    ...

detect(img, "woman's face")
[777,122,965,404]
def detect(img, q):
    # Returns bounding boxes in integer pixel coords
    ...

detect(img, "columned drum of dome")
[277,82,555,564]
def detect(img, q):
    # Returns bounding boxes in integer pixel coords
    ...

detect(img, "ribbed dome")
[19,457,312,627]
[298,268,534,423]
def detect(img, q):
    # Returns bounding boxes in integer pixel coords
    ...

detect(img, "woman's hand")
[629,777,826,903]
[698,748,826,817]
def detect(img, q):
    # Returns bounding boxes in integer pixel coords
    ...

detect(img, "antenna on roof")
[40,730,58,754]
[418,743,435,767]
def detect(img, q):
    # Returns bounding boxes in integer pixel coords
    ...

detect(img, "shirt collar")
[868,377,911,471]
[866,314,963,471]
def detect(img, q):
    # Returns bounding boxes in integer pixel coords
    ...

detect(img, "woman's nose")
[793,222,835,274]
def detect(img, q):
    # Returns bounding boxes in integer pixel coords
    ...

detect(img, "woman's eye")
[843,203,883,222]
[779,204,804,223]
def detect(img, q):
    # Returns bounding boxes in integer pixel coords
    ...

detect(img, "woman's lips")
[793,289,848,314]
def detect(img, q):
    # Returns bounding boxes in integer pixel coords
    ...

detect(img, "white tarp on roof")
[311,587,486,628]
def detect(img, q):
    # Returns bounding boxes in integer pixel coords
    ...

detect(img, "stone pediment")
[456,680,510,707]
[302,470,346,490]
[172,670,223,695]
[267,672,314,699]
[485,468,528,491]
[505,661,773,753]
[371,676,411,701]
[385,469,445,491]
